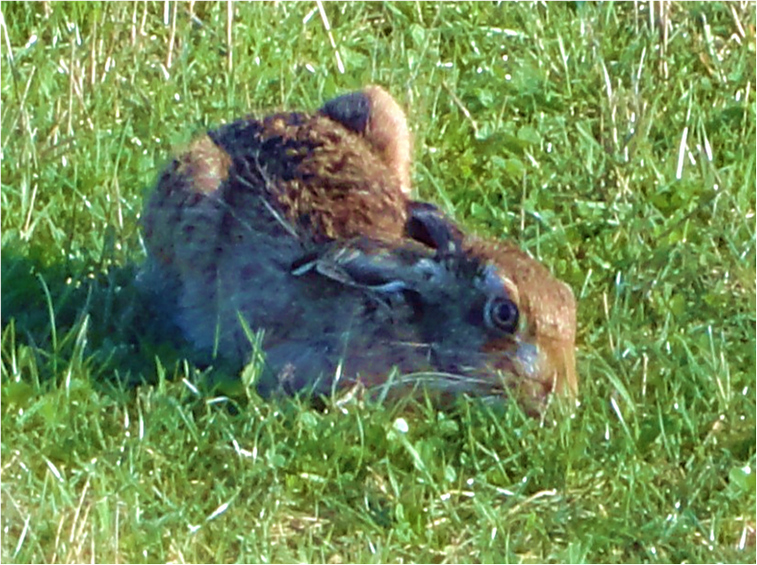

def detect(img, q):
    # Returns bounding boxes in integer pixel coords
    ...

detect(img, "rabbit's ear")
[291,240,438,294]
[405,201,464,255]
[292,249,404,291]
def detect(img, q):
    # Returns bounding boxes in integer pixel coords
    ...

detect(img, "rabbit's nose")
[514,339,540,380]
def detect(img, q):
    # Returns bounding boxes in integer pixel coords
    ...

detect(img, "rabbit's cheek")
[479,335,520,362]
[479,335,544,384]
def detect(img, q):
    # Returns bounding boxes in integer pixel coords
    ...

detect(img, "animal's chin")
[430,343,554,397]
[368,370,501,395]
[360,371,506,409]
[360,364,553,410]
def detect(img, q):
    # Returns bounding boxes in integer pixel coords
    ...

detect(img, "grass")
[1,1,755,563]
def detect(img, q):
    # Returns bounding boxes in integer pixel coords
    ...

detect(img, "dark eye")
[485,297,519,334]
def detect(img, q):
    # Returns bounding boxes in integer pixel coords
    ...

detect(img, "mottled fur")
[140,86,577,407]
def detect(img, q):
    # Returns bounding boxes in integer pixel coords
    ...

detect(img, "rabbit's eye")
[485,297,519,334]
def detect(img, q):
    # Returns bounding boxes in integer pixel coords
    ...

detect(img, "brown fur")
[140,86,578,406]
[466,239,577,396]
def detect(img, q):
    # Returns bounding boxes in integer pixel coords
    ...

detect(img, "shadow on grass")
[1,241,192,391]
[1,240,303,410]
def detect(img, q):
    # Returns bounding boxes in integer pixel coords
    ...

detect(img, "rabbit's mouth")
[346,338,555,408]
[361,366,553,411]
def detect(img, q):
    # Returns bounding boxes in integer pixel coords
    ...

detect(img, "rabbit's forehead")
[415,257,448,280]
[479,264,517,300]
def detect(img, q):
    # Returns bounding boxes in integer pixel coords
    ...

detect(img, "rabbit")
[139,86,577,407]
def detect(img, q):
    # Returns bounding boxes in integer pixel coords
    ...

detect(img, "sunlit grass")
[2,2,755,563]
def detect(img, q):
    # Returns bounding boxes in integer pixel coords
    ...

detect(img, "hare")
[140,86,577,406]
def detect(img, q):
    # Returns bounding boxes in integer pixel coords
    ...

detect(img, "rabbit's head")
[406,202,577,400]
[289,203,577,407]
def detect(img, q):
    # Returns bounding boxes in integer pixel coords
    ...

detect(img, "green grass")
[1,1,755,563]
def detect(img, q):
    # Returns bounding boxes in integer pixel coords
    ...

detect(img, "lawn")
[1,2,755,563]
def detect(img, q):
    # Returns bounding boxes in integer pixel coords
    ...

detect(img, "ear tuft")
[405,201,464,255]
